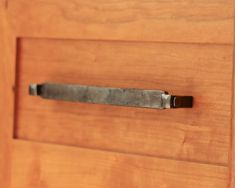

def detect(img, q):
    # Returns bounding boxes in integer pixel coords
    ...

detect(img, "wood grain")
[0,4,16,188]
[229,8,235,187]
[1,1,234,187]
[230,73,235,188]
[15,38,233,165]
[11,140,228,188]
[8,0,234,44]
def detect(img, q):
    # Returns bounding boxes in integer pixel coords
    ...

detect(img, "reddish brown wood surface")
[15,38,233,165]
[230,63,235,188]
[229,5,235,187]
[11,140,229,188]
[8,0,234,44]
[0,4,16,188]
[0,0,234,187]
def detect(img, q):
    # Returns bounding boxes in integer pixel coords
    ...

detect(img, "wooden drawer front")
[9,0,233,43]
[15,38,233,165]
[11,141,228,188]
[0,0,233,187]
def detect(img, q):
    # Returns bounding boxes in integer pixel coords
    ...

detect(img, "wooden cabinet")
[0,0,235,187]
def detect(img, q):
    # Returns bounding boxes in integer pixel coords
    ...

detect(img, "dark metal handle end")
[171,96,193,108]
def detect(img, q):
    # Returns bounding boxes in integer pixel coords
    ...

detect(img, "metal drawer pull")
[29,83,193,109]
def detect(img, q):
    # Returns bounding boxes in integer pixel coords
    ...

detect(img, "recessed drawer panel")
[15,38,233,165]
[9,0,233,43]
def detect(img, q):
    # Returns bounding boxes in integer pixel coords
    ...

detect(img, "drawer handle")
[29,83,193,109]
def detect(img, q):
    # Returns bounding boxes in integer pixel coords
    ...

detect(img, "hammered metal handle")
[29,83,193,109]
